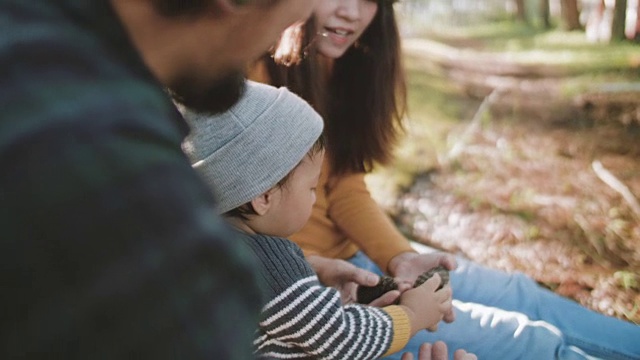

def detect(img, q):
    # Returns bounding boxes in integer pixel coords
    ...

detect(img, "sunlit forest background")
[368,0,640,323]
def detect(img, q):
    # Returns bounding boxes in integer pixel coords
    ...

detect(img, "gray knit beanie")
[181,80,324,214]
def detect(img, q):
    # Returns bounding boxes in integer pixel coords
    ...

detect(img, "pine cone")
[356,275,398,304]
[413,265,449,290]
[356,266,450,304]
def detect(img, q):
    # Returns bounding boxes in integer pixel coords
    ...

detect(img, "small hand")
[401,341,478,360]
[400,274,453,334]
[388,251,457,324]
[306,255,379,304]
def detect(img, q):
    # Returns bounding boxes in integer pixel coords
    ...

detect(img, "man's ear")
[250,188,275,216]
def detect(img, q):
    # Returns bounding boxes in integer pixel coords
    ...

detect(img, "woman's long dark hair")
[263,1,406,175]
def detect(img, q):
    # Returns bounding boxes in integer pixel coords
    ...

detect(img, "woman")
[250,0,640,359]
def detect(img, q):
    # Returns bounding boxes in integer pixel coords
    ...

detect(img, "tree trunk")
[611,0,628,41]
[560,0,582,30]
[515,0,528,23]
[633,1,640,41]
[540,0,551,29]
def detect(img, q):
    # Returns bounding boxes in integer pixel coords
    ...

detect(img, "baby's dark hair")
[224,135,324,220]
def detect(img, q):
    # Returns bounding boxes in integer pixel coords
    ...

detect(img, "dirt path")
[391,38,640,323]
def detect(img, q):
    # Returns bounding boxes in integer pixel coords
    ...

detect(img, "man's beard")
[169,71,246,115]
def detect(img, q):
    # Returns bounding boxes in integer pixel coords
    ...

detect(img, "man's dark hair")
[152,0,212,16]
[152,0,278,17]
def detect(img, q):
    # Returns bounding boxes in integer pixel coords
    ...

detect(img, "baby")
[182,80,452,359]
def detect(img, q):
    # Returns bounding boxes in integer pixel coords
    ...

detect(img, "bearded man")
[0,0,315,357]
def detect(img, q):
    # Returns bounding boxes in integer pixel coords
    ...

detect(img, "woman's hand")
[401,341,478,360]
[388,251,457,289]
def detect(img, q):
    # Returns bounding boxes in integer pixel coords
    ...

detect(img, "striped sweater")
[238,232,411,359]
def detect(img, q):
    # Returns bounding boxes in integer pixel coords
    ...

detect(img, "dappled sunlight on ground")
[391,119,640,323]
[368,27,640,324]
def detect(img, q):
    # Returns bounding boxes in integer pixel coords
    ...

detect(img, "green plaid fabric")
[0,0,262,358]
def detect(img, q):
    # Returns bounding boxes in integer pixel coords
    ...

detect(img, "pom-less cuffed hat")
[181,80,324,214]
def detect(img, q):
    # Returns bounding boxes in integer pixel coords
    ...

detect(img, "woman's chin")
[318,46,350,60]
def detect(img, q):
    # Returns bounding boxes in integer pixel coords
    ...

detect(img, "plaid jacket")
[0,0,262,358]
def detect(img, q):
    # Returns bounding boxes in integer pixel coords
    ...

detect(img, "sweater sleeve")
[325,171,415,272]
[245,235,410,359]
[256,276,411,359]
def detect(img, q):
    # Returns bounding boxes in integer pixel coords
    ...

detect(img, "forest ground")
[368,25,640,323]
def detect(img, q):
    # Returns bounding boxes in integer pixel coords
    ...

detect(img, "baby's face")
[266,150,324,238]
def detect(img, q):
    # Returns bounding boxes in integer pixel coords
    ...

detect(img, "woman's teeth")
[327,28,350,37]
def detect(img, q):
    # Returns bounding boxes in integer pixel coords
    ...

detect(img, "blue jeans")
[348,251,640,360]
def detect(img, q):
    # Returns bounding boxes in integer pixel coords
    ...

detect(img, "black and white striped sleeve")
[255,275,397,359]
[242,233,410,359]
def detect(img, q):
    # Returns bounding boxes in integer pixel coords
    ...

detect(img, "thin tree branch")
[592,160,640,221]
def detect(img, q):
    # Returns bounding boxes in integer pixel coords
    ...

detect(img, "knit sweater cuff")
[381,305,411,357]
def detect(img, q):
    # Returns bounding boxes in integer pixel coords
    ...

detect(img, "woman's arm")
[325,172,457,325]
[326,171,415,271]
